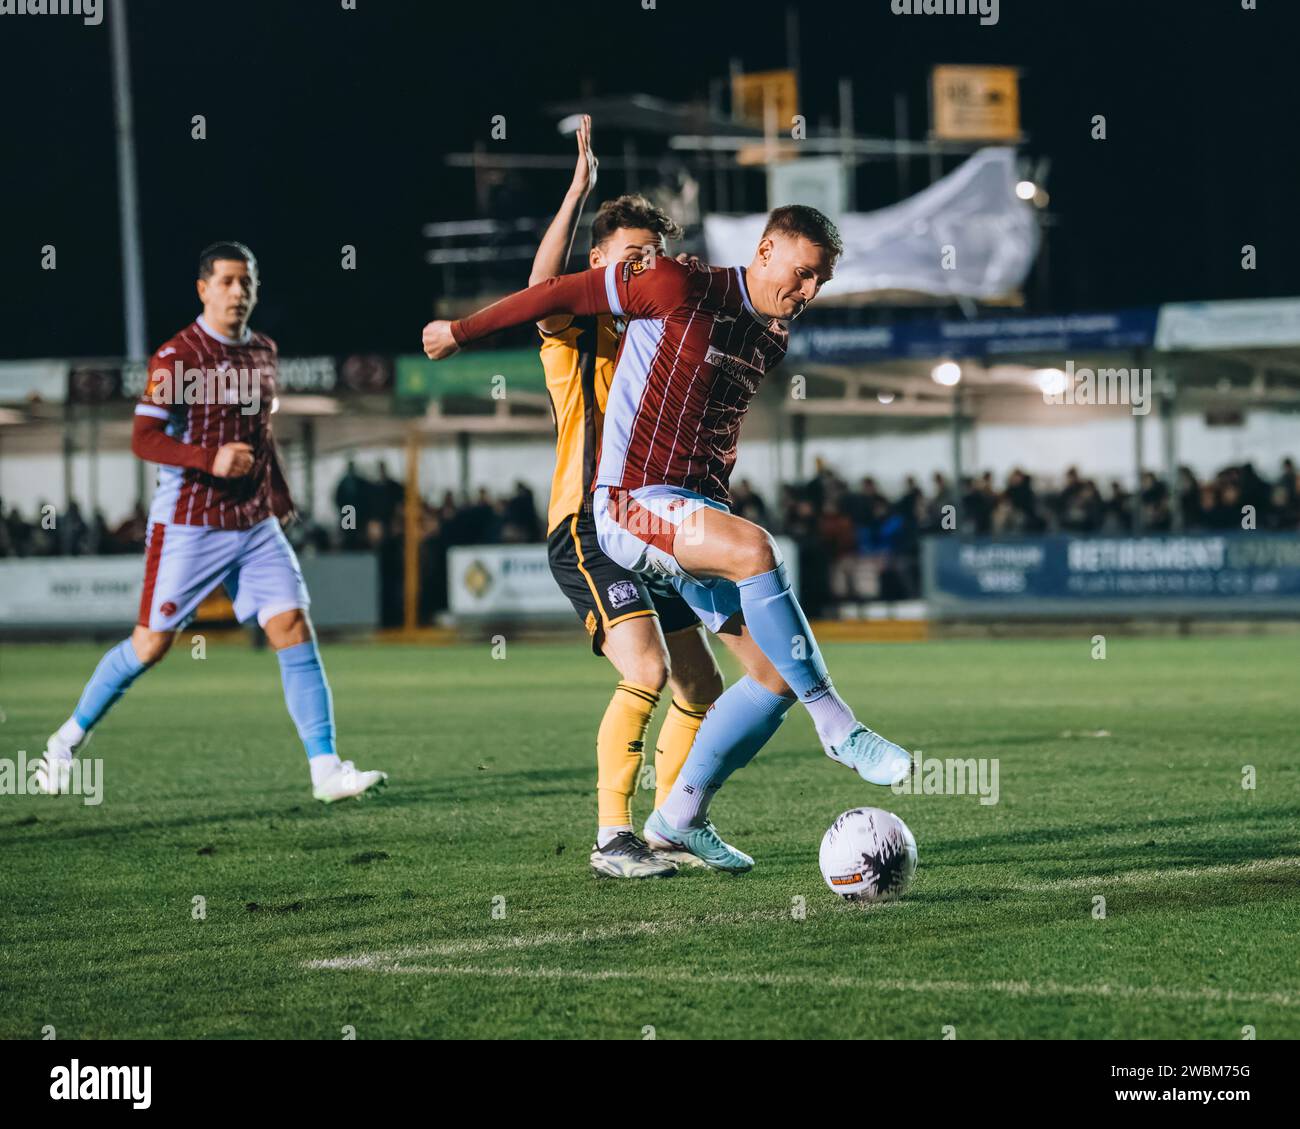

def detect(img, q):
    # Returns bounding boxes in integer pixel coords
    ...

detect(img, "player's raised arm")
[422,255,694,360]
[421,267,613,359]
[530,114,597,333]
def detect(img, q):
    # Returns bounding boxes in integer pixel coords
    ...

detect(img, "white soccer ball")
[819,808,917,903]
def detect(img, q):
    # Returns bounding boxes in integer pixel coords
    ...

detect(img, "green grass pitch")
[1,634,1296,1039]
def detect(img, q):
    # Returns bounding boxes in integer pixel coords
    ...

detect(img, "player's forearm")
[450,269,610,346]
[529,189,587,286]
[131,414,217,473]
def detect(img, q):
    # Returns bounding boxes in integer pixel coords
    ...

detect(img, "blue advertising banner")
[787,308,1159,365]
[924,534,1300,617]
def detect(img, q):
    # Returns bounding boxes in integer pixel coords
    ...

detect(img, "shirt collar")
[734,266,789,333]
[196,314,252,346]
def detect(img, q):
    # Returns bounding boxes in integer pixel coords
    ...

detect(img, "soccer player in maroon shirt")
[530,117,725,879]
[422,206,911,870]
[36,243,386,804]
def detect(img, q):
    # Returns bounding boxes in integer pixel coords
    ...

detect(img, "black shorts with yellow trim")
[547,507,699,655]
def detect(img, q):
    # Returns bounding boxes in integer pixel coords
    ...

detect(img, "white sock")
[309,754,342,787]
[596,824,632,848]
[55,717,86,754]
[805,688,857,750]
[658,782,711,831]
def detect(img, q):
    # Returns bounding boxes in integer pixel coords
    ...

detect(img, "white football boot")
[33,730,84,795]
[312,760,388,803]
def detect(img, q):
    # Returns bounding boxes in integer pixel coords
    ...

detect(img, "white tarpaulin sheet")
[703,148,1039,301]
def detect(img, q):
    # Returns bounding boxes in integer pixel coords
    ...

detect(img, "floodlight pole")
[109,0,147,363]
[110,0,149,515]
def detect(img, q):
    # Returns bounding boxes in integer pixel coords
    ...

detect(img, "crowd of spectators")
[768,456,1299,614]
[3,455,1295,622]
[0,499,149,558]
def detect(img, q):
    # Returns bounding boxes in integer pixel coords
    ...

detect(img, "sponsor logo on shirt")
[704,345,764,395]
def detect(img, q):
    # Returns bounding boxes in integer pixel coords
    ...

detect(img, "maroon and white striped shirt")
[134,317,288,529]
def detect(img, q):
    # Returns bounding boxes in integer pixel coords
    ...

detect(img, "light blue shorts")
[593,484,743,633]
[138,516,309,631]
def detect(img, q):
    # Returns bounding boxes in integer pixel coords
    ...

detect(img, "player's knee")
[735,528,782,579]
[265,608,311,649]
[620,652,669,692]
[130,627,173,665]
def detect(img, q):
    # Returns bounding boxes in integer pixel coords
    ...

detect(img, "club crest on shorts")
[606,580,639,609]
[160,601,178,617]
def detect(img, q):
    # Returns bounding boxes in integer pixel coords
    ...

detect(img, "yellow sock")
[653,699,713,809]
[597,681,660,830]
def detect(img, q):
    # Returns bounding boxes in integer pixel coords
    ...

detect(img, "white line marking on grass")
[304,901,1299,1009]
[1018,856,1300,892]
[306,909,789,968]
[307,960,1300,1009]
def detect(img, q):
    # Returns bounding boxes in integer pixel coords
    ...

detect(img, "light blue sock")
[660,676,794,828]
[277,640,336,760]
[736,563,857,747]
[72,639,149,732]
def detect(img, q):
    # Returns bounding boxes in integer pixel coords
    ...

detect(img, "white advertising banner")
[0,555,378,630]
[449,540,799,618]
[449,545,569,617]
[703,148,1038,302]
[0,359,69,405]
[0,558,142,626]
[1155,298,1300,351]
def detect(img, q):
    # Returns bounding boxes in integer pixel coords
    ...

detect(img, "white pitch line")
[1014,855,1300,892]
[307,960,1300,1008]
[306,908,793,968]
[304,857,1300,1002]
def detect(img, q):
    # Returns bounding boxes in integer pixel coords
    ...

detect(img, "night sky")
[1,0,1297,359]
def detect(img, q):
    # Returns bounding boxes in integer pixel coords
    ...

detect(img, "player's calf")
[678,508,912,775]
[269,612,388,802]
[38,632,169,793]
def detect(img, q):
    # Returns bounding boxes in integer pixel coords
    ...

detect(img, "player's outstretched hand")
[422,320,460,360]
[212,442,254,478]
[570,113,597,197]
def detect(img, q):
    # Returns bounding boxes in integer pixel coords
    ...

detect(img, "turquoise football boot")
[643,809,754,873]
[825,724,912,786]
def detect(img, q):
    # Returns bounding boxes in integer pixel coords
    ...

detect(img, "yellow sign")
[732,69,798,133]
[931,65,1020,141]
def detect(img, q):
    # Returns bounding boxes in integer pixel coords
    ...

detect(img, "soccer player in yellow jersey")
[533,117,723,878]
